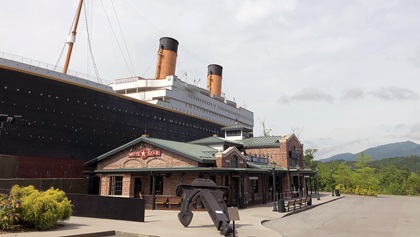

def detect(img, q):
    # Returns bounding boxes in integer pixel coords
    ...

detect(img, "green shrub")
[0,193,20,230]
[10,185,73,230]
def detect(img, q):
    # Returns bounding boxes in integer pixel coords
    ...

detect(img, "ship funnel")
[207,64,223,97]
[155,37,179,79]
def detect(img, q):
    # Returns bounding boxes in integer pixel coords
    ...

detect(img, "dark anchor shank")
[176,179,233,236]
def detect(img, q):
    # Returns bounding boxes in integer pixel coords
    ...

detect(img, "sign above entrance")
[246,156,268,164]
[128,149,161,159]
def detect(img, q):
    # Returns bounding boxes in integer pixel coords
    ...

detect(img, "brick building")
[85,124,314,209]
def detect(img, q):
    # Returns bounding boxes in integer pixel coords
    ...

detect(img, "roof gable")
[279,134,303,146]
[242,136,281,148]
[189,136,243,146]
[85,136,217,166]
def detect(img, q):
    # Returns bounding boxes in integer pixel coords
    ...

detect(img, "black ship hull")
[0,63,224,178]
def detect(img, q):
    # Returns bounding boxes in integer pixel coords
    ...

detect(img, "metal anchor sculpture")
[176,178,233,236]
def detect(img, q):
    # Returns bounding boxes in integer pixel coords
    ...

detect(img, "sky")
[1,0,420,159]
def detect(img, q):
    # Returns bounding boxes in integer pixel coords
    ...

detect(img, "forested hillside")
[319,141,420,162]
[306,151,420,196]
[345,155,420,173]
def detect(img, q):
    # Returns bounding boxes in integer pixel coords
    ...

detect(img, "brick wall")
[215,147,247,168]
[95,135,307,208]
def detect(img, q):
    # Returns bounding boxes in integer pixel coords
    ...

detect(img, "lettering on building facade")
[128,149,161,159]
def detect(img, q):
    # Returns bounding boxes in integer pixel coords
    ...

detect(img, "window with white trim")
[109,176,123,195]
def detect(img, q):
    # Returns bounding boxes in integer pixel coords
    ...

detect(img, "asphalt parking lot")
[264,194,420,237]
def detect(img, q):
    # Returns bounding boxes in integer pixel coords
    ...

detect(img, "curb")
[261,196,345,225]
[61,230,156,237]
[282,196,345,218]
[60,230,116,237]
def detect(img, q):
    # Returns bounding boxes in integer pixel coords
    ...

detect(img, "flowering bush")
[0,193,20,230]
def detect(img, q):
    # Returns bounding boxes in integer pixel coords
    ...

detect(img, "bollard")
[277,198,286,212]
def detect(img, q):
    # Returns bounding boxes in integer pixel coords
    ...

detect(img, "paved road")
[264,195,420,237]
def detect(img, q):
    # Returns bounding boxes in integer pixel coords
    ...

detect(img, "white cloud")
[234,0,296,23]
[341,88,365,100]
[370,87,419,101]
[279,88,334,104]
[406,123,420,140]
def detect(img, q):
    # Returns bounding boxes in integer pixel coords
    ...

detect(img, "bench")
[155,197,168,208]
[168,197,181,208]
[297,198,305,208]
[285,199,296,212]
[285,197,311,211]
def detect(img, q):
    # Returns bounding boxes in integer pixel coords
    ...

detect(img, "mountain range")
[318,141,420,162]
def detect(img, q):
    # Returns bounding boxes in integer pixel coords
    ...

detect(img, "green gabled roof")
[189,136,226,144]
[242,136,281,148]
[85,136,217,167]
[189,136,243,146]
[247,162,288,171]
[221,123,253,132]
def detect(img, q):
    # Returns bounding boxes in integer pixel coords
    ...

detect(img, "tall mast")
[63,0,84,74]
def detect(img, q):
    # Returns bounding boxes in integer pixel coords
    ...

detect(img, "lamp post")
[316,168,320,200]
[330,168,334,196]
[296,165,300,198]
[271,161,277,212]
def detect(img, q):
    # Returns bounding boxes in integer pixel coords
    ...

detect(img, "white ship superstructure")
[110,37,254,130]
[111,74,254,127]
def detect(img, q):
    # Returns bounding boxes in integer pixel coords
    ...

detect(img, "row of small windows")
[217,105,248,121]
[186,93,252,124]
[5,112,218,145]
[5,85,249,131]
[3,86,215,129]
[2,85,219,140]
[185,102,233,124]
[188,94,216,108]
[158,102,237,129]
[18,113,217,134]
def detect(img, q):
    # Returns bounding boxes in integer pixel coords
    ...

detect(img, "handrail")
[0,51,111,85]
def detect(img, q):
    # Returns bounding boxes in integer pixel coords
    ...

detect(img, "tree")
[355,152,371,169]
[259,118,271,136]
[404,173,420,195]
[304,149,318,170]
[377,166,406,195]
[353,153,379,196]
[333,161,356,194]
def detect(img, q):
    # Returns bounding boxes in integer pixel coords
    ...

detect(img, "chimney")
[154,37,179,79]
[206,64,223,97]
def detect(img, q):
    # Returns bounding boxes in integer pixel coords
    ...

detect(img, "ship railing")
[0,51,112,85]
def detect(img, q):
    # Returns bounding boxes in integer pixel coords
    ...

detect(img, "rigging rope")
[110,0,136,76]
[54,13,77,71]
[83,0,102,83]
[115,0,163,37]
[100,0,134,76]
[115,0,210,72]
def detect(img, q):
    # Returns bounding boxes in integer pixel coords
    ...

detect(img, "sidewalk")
[3,193,342,237]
